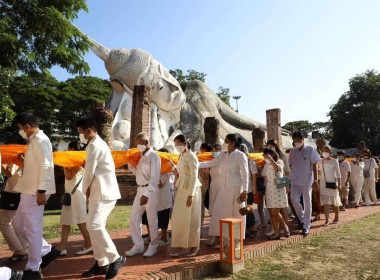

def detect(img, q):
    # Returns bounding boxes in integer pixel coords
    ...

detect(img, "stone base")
[219,261,244,274]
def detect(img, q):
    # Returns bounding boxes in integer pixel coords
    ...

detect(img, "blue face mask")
[212,152,220,158]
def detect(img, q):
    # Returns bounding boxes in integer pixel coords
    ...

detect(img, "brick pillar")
[252,128,265,152]
[91,101,113,147]
[204,117,220,144]
[266,108,282,148]
[129,85,152,148]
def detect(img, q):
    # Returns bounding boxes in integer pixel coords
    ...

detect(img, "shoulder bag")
[363,159,371,179]
[322,161,337,189]
[61,177,83,207]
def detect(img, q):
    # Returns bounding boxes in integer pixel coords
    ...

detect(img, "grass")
[203,213,380,280]
[0,205,132,243]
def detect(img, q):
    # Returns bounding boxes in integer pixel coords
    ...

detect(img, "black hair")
[158,148,169,153]
[263,148,279,161]
[76,118,98,132]
[337,150,346,155]
[68,141,82,151]
[226,134,242,148]
[213,143,222,151]
[292,131,303,140]
[362,149,372,157]
[173,134,186,144]
[200,143,212,152]
[14,112,39,127]
[266,139,282,155]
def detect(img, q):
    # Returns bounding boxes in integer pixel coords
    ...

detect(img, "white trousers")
[130,186,158,250]
[87,200,119,267]
[290,185,312,230]
[351,178,364,204]
[363,178,377,204]
[13,194,51,271]
[0,209,28,251]
[0,267,11,280]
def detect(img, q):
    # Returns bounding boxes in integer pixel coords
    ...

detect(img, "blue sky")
[51,0,380,125]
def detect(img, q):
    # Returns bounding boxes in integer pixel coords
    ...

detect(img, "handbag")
[275,176,291,188]
[0,190,21,210]
[364,160,371,178]
[253,193,263,204]
[322,162,337,189]
[61,177,83,207]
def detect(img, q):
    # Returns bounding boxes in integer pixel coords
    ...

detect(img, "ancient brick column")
[91,101,113,147]
[204,117,220,144]
[252,127,266,152]
[266,108,282,148]
[129,85,152,148]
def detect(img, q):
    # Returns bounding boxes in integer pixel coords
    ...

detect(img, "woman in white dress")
[262,148,289,240]
[350,153,365,207]
[198,134,249,246]
[170,135,202,257]
[58,141,92,256]
[361,149,379,205]
[319,146,341,226]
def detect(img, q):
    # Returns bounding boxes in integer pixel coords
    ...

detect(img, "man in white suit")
[125,133,161,258]
[13,112,60,280]
[76,118,126,279]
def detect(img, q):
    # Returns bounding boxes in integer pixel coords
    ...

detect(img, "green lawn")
[0,205,132,243]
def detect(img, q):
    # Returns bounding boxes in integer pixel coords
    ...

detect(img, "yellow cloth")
[0,145,265,171]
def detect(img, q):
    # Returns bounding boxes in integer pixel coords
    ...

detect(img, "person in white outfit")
[337,150,351,211]
[125,133,161,258]
[0,163,27,261]
[12,112,59,279]
[170,134,202,257]
[58,141,92,256]
[350,153,365,207]
[77,118,125,279]
[319,146,341,226]
[198,134,249,246]
[361,149,379,206]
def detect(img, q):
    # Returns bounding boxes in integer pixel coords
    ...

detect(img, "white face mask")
[18,129,28,139]
[222,143,229,150]
[79,133,88,144]
[294,142,303,149]
[322,152,330,158]
[352,158,358,162]
[175,145,185,154]
[212,152,220,158]
[137,144,146,153]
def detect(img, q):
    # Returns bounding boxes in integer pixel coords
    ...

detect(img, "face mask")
[294,142,303,149]
[337,156,344,161]
[212,152,220,158]
[364,155,370,159]
[222,143,229,150]
[79,133,88,144]
[175,145,185,154]
[18,129,28,139]
[137,144,146,153]
[352,158,358,162]
[265,158,271,163]
[322,152,330,158]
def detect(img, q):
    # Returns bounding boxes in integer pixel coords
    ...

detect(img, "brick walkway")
[1,204,379,279]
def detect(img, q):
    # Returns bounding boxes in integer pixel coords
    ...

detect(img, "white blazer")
[82,135,121,201]
[175,151,202,197]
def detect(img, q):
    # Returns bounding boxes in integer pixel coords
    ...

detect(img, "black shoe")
[10,269,23,280]
[105,256,126,279]
[302,229,309,236]
[267,235,281,241]
[82,262,109,278]
[297,223,304,230]
[40,246,61,269]
[21,270,42,280]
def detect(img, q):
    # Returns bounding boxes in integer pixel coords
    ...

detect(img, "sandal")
[11,253,27,262]
[158,240,169,247]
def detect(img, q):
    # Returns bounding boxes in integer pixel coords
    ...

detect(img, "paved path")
[1,204,379,279]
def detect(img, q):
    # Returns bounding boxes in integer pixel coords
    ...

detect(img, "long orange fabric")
[0,145,265,171]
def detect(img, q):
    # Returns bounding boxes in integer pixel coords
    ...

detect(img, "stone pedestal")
[266,108,282,148]
[204,117,220,144]
[129,85,152,148]
[252,128,266,152]
[91,101,113,147]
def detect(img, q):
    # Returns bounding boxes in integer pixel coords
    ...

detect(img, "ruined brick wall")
[266,108,282,148]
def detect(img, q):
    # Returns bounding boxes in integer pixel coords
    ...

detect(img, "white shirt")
[339,160,351,185]
[129,147,161,198]
[157,172,174,211]
[83,135,121,201]
[362,158,378,180]
[350,161,364,180]
[14,130,56,195]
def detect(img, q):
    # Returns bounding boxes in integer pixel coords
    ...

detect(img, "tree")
[282,120,314,134]
[0,69,16,129]
[216,86,231,107]
[329,70,380,153]
[169,69,206,91]
[312,121,332,140]
[0,74,111,145]
[0,0,89,75]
